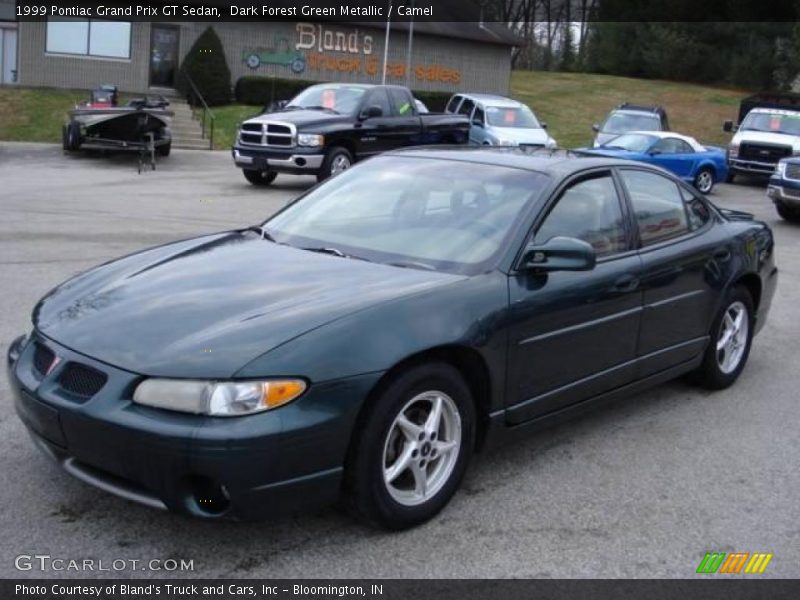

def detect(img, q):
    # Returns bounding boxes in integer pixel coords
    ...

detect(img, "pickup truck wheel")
[318,147,353,182]
[694,167,715,194]
[776,201,800,222]
[242,169,277,186]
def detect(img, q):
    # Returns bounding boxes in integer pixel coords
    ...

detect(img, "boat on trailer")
[63,85,174,170]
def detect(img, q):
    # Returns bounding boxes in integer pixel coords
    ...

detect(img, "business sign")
[242,23,461,84]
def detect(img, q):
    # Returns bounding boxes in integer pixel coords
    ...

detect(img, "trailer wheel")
[242,169,277,186]
[157,143,171,157]
[65,121,82,151]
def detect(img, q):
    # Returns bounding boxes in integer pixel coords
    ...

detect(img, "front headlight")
[545,138,557,149]
[729,143,739,158]
[133,379,307,417]
[297,133,324,147]
[775,161,786,177]
[496,138,517,147]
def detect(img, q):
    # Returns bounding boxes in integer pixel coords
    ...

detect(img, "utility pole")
[381,1,392,84]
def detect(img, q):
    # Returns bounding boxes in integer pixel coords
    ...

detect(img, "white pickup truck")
[724,97,800,182]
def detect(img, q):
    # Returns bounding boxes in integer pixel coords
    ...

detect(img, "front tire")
[317,146,353,182]
[691,285,754,390]
[343,363,475,530]
[694,167,715,194]
[242,169,277,186]
[776,201,800,222]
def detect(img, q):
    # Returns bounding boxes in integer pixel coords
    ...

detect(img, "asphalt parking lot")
[1,142,799,579]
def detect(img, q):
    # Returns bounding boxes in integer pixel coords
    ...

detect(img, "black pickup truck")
[232,83,470,184]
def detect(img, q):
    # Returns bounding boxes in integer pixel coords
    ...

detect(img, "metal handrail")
[183,72,215,149]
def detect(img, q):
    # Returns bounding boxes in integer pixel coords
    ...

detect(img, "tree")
[177,27,231,106]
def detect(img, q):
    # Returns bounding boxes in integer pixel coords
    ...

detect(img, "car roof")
[457,93,520,107]
[385,146,670,177]
[749,107,800,116]
[625,130,706,151]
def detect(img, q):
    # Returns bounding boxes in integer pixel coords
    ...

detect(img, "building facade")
[12,19,518,96]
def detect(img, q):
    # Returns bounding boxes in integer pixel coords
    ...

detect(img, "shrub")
[178,27,232,106]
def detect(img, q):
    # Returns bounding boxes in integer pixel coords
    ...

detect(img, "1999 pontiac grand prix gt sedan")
[8,149,777,529]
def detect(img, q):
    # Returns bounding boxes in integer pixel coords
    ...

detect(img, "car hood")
[489,126,552,145]
[244,109,350,130]
[33,232,461,378]
[732,130,800,149]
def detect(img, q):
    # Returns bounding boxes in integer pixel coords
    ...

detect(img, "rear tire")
[776,201,800,222]
[690,285,754,390]
[242,169,277,186]
[694,167,715,194]
[343,363,475,530]
[317,146,353,182]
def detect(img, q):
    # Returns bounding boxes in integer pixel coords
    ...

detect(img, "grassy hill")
[511,71,743,148]
[0,71,746,150]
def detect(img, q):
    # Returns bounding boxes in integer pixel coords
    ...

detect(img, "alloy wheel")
[716,300,749,374]
[331,154,351,176]
[696,170,714,193]
[382,391,462,507]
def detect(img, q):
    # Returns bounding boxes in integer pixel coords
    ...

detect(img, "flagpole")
[381,1,392,84]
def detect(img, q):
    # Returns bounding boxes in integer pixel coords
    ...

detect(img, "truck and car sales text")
[33,4,434,18]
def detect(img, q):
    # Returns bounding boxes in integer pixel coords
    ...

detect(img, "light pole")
[381,1,392,84]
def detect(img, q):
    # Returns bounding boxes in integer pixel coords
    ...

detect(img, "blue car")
[577,131,729,194]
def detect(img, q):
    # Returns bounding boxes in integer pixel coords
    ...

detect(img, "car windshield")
[485,105,541,129]
[264,156,549,274]
[740,111,800,135]
[601,133,657,152]
[603,112,661,134]
[286,84,367,114]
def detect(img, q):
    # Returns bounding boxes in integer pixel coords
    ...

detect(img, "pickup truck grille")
[739,142,792,164]
[784,163,800,180]
[238,121,295,147]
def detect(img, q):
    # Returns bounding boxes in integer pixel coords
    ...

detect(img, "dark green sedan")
[7,148,777,529]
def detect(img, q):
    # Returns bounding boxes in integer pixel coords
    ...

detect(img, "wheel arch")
[353,344,494,452]
[734,272,762,312]
[326,138,357,160]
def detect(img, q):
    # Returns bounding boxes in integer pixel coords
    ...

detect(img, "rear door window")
[620,170,691,246]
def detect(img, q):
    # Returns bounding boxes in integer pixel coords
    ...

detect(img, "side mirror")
[541,122,548,129]
[360,105,383,120]
[592,123,600,132]
[472,118,483,127]
[723,120,736,133]
[520,236,596,272]
[648,149,662,156]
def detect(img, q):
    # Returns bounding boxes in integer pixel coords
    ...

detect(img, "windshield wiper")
[302,247,371,261]
[302,105,340,114]
[386,260,436,271]
[244,225,277,243]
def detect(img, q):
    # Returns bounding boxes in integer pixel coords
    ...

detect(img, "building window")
[46,19,131,59]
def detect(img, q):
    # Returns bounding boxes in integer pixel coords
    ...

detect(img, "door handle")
[713,248,731,261]
[612,274,639,292]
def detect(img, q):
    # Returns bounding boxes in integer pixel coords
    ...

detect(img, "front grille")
[57,362,107,399]
[32,343,55,378]
[739,143,792,163]
[783,186,800,199]
[785,163,800,180]
[238,121,295,147]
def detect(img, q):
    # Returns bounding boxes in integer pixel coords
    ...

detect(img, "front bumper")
[767,177,800,207]
[232,145,324,175]
[729,157,779,175]
[8,332,380,520]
